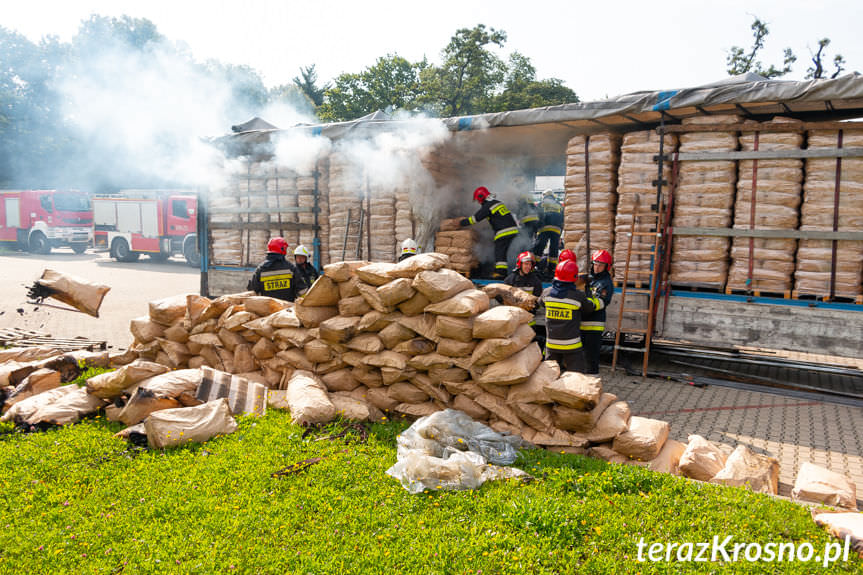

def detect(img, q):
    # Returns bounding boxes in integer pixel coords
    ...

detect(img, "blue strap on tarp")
[652,90,678,111]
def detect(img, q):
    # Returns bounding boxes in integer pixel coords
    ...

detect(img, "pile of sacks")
[434,219,479,275]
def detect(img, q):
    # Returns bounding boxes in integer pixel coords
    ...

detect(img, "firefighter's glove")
[459,218,470,227]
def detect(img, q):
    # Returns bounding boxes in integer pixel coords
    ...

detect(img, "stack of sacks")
[241,163,272,266]
[434,219,479,274]
[728,118,804,292]
[670,115,740,288]
[209,187,243,266]
[297,171,318,250]
[795,129,863,298]
[395,187,415,246]
[368,183,398,262]
[316,158,331,265]
[564,133,621,263]
[327,153,366,263]
[266,165,300,248]
[1,353,87,414]
[613,130,677,284]
[676,434,779,495]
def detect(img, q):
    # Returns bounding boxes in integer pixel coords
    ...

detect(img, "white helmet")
[294,245,311,257]
[401,238,418,255]
[542,189,555,199]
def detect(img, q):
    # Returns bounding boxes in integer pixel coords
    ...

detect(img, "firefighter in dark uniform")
[248,237,307,302]
[399,238,418,262]
[460,186,519,278]
[539,259,604,373]
[581,249,614,374]
[293,244,319,287]
[504,251,544,343]
[515,196,540,243]
[533,190,564,275]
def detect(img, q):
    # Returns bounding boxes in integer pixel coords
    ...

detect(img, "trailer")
[0,189,92,253]
[93,192,199,266]
[203,73,863,367]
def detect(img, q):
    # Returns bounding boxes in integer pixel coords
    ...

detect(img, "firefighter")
[539,259,604,373]
[533,190,564,276]
[247,237,307,302]
[504,251,543,297]
[558,248,576,264]
[399,238,418,262]
[293,244,319,286]
[459,186,519,278]
[515,196,540,242]
[580,249,614,374]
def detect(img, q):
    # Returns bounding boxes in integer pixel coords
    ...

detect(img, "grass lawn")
[1,391,860,573]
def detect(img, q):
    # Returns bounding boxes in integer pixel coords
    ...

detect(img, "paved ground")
[0,248,198,350]
[602,368,863,504]
[2,248,861,502]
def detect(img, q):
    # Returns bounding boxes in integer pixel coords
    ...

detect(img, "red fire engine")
[92,192,199,266]
[0,189,93,254]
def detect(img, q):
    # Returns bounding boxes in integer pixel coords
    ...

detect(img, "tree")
[318,54,425,122]
[419,24,507,116]
[806,38,846,79]
[292,65,329,108]
[487,52,578,112]
[726,17,796,78]
[268,83,316,117]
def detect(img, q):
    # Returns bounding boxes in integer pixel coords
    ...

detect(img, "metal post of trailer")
[197,187,209,297]
[313,163,321,269]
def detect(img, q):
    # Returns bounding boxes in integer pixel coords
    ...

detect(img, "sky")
[5,0,861,102]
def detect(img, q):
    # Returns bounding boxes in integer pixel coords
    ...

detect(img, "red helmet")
[516,251,534,268]
[554,260,579,283]
[558,249,576,263]
[473,186,490,203]
[592,249,612,265]
[267,237,289,255]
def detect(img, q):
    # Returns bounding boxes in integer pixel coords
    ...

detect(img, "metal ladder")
[341,207,365,260]
[611,197,664,377]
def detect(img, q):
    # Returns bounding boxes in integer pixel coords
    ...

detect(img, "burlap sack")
[149,293,189,326]
[363,351,409,370]
[586,401,631,443]
[424,289,490,317]
[1,384,77,423]
[379,322,416,348]
[339,295,372,316]
[612,417,669,461]
[366,387,399,411]
[287,370,336,425]
[338,276,362,299]
[472,306,533,339]
[304,339,334,363]
[300,276,341,307]
[270,308,302,328]
[387,382,430,403]
[276,348,315,371]
[474,393,522,426]
[398,291,431,316]
[352,365,384,388]
[512,402,555,433]
[130,316,165,344]
[357,282,394,313]
[435,315,474,343]
[294,303,339,328]
[346,334,385,354]
[378,278,416,307]
[186,294,211,326]
[436,338,477,358]
[553,393,617,432]
[146,398,238,449]
[216,328,246,351]
[476,343,542,386]
[356,263,398,286]
[507,360,559,404]
[710,445,779,494]
[395,402,440,418]
[481,283,538,312]
[647,439,687,475]
[357,310,392,332]
[412,269,473,303]
[329,394,379,422]
[453,394,490,420]
[678,434,729,481]
[273,327,314,348]
[3,369,61,411]
[407,353,453,371]
[397,315,440,343]
[251,337,277,360]
[792,462,859,510]
[388,253,450,278]
[33,269,111,318]
[544,372,602,410]
[118,369,204,426]
[324,260,369,282]
[163,324,190,343]
[319,316,361,344]
[241,296,288,316]
[393,338,436,357]
[24,386,108,426]
[86,359,171,399]
[382,367,415,385]
[321,369,361,392]
[471,324,536,366]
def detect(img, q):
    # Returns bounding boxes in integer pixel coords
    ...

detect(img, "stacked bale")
[434,219,479,274]
[563,133,621,263]
[266,166,299,248]
[241,163,272,265]
[728,118,804,292]
[395,187,415,245]
[670,115,740,288]
[316,157,331,266]
[613,130,677,284]
[368,183,398,262]
[795,129,863,298]
[209,184,243,265]
[296,171,318,251]
[327,154,366,263]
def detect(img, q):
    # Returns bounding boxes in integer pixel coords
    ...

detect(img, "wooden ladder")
[341,207,365,260]
[611,198,664,377]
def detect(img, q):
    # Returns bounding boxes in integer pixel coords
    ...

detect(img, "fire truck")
[0,189,93,254]
[92,192,200,266]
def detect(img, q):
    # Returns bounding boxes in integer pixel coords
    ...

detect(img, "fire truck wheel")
[71,243,87,254]
[111,238,139,262]
[183,237,200,268]
[28,232,51,255]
